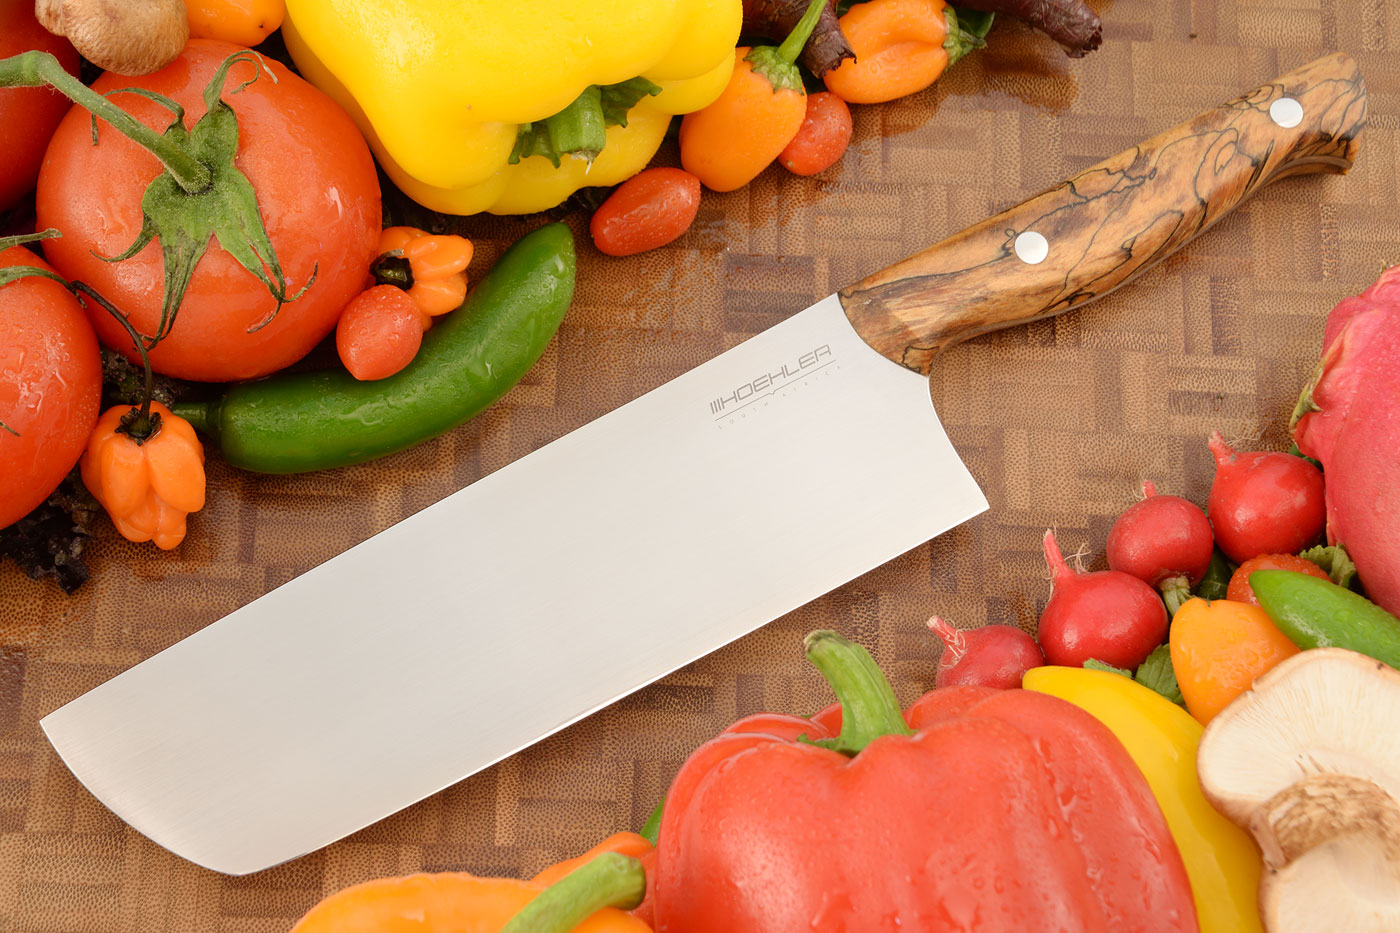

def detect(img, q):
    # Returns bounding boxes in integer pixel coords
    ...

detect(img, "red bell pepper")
[651,631,1198,932]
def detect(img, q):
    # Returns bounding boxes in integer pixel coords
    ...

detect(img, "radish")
[1106,480,1215,615]
[1292,265,1400,615]
[1206,432,1325,564]
[1038,530,1168,670]
[926,616,1045,689]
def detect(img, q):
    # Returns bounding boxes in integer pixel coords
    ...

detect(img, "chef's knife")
[41,53,1365,875]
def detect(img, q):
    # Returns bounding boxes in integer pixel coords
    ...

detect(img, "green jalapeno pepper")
[173,223,576,474]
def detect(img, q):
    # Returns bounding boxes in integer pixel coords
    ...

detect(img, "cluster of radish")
[930,432,1327,688]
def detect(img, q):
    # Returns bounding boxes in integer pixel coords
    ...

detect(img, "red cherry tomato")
[779,92,853,176]
[0,2,80,210]
[0,246,102,529]
[36,39,381,383]
[590,167,702,257]
[1226,553,1330,606]
[336,285,426,381]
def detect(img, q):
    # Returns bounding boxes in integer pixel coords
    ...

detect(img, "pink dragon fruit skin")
[1292,265,1400,615]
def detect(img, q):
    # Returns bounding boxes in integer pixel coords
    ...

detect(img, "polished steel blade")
[41,295,986,875]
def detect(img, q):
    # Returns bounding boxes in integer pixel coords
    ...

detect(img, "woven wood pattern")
[3,1,1398,928]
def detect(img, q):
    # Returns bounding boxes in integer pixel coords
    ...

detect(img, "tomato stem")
[0,420,18,437]
[0,51,212,193]
[499,852,645,933]
[73,282,161,441]
[804,629,914,755]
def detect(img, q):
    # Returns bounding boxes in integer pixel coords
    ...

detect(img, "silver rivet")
[1014,230,1049,265]
[1270,97,1303,128]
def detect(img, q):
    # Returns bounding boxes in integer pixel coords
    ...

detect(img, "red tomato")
[36,39,381,382]
[779,92,853,176]
[335,285,426,381]
[0,1,80,210]
[0,246,103,529]
[1226,553,1330,606]
[590,168,702,257]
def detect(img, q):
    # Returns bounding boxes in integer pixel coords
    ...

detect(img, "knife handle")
[838,52,1367,374]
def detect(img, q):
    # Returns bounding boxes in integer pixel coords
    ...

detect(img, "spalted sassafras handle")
[838,52,1367,374]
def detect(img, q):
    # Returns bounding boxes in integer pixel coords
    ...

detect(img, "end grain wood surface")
[2,1,1398,929]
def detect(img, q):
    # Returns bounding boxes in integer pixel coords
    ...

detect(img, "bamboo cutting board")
[2,1,1398,928]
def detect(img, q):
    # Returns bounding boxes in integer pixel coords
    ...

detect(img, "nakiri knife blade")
[41,53,1365,876]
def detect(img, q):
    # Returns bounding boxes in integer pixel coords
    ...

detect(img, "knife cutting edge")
[41,52,1365,875]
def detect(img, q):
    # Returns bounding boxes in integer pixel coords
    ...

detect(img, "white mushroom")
[36,0,188,77]
[1197,648,1400,932]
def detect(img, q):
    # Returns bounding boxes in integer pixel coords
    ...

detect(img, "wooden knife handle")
[838,52,1367,374]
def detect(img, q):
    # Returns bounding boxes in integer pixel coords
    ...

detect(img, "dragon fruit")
[1291,265,1400,615]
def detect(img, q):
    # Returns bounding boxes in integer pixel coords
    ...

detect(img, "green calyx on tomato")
[0,49,312,349]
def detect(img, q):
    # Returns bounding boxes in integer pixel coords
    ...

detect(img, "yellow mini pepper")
[282,0,742,215]
[1024,666,1264,933]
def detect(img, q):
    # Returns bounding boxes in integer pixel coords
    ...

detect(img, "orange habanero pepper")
[374,226,475,318]
[679,0,825,192]
[823,0,983,104]
[291,834,653,933]
[81,401,206,551]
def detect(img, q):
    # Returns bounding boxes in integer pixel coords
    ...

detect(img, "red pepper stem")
[0,51,211,193]
[499,852,645,933]
[804,630,914,756]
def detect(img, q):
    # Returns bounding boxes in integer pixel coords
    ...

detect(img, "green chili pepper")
[1251,569,1400,669]
[173,223,576,474]
[1192,549,1235,601]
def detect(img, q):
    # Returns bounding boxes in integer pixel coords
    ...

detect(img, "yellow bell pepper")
[282,0,742,215]
[1024,666,1264,933]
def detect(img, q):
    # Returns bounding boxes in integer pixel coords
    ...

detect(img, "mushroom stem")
[1250,773,1400,870]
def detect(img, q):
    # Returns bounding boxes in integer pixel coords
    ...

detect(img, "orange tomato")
[0,247,102,530]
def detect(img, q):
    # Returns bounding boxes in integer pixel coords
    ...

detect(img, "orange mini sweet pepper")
[1170,597,1300,724]
[823,0,983,104]
[290,833,654,933]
